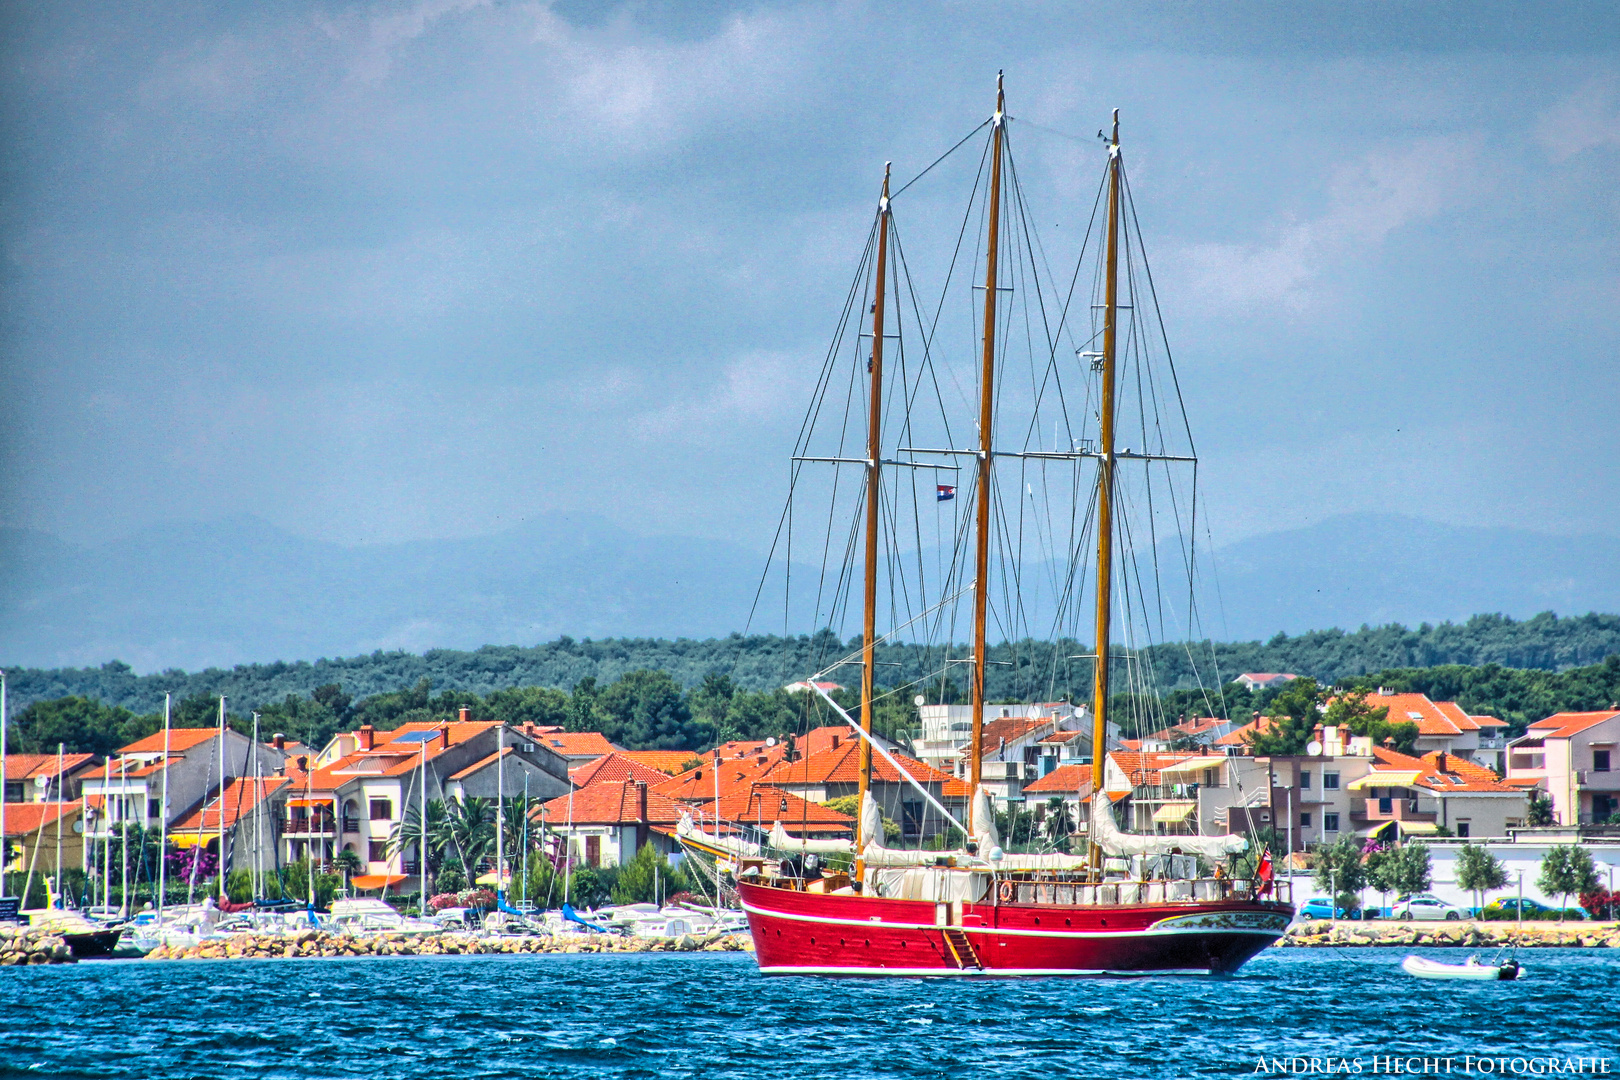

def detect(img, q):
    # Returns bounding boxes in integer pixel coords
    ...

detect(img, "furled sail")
[676,812,761,858]
[768,821,855,855]
[1089,793,1247,859]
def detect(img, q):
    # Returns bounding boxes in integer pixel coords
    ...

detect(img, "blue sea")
[1,949,1614,1079]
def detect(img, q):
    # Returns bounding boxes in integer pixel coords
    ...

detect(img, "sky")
[2,0,1618,559]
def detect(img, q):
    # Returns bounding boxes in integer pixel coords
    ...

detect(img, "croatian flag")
[936,485,956,502]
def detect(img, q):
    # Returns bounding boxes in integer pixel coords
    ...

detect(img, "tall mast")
[855,162,892,875]
[968,72,1006,830]
[1090,109,1122,861]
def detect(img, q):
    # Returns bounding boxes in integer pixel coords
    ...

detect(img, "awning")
[350,874,408,890]
[474,870,513,886]
[168,834,210,849]
[1347,771,1420,792]
[1151,801,1196,824]
[287,797,334,807]
[1156,758,1224,780]
[1396,821,1440,835]
[1357,821,1397,840]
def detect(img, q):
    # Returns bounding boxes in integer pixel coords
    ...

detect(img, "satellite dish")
[914,695,926,707]
[764,737,777,748]
[71,819,85,834]
[33,775,50,789]
[1306,741,1323,757]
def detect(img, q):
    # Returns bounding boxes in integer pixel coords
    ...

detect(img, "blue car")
[1298,897,1364,920]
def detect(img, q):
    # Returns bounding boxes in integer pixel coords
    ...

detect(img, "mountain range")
[1,512,1616,674]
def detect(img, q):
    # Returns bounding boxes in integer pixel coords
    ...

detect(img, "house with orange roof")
[535,779,689,868]
[1507,709,1620,827]
[653,755,780,802]
[616,750,699,776]
[1360,689,1510,770]
[80,724,287,849]
[756,743,968,841]
[168,775,292,873]
[680,784,854,838]
[570,752,675,790]
[0,800,86,881]
[1103,750,1215,834]
[1348,746,1530,840]
[2,753,101,804]
[1142,717,1234,751]
[1020,764,1095,829]
[913,701,1087,772]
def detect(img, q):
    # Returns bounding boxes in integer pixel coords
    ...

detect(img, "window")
[147,798,160,821]
[369,798,392,821]
[1324,812,1340,832]
[1323,772,1340,790]
[1457,821,1471,838]
[586,835,601,866]
[367,840,387,862]
[1596,750,1611,773]
[1300,812,1312,828]
[1299,770,1311,789]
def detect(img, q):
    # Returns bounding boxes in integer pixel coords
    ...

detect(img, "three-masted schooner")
[736,75,1295,976]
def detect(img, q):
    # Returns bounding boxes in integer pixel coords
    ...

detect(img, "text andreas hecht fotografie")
[1252,1058,1613,1076]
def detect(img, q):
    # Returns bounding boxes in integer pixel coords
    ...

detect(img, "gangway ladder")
[941,927,982,970]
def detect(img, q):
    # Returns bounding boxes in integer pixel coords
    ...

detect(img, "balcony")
[1354,797,1436,824]
[1576,770,1620,791]
[283,813,336,838]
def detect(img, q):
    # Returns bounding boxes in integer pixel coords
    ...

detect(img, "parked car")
[1392,896,1466,921]
[1483,897,1589,920]
[1297,897,1368,921]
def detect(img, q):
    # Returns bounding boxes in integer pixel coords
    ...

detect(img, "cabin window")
[1456,821,1471,838]
[1323,813,1340,833]
[1300,812,1312,828]
[1596,750,1611,773]
[369,798,392,820]
[1299,770,1311,789]
[1323,772,1340,790]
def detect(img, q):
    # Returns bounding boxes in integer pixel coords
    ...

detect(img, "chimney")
[458,706,471,723]
[1383,735,1396,748]
[438,723,451,750]
[1434,752,1448,773]
[830,735,840,750]
[635,781,649,848]
[359,724,375,751]
[272,733,286,750]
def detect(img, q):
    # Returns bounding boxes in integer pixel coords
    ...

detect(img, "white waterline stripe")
[741,901,1284,940]
[757,965,1214,977]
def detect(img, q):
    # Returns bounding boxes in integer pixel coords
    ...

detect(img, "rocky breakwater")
[0,926,75,965]
[1279,921,1620,949]
[145,929,756,962]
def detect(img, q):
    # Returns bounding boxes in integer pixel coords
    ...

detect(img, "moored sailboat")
[737,75,1294,976]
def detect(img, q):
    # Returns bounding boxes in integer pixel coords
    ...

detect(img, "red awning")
[287,798,334,807]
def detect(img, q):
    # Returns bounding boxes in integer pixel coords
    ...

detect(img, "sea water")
[0,948,1614,1079]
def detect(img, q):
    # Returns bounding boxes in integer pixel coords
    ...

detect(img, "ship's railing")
[1000,876,1292,907]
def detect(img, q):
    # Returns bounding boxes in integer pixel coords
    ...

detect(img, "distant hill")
[0,510,1616,678]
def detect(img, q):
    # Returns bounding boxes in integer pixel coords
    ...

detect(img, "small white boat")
[1402,954,1519,981]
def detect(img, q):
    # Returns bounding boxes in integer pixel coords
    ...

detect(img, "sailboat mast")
[856,162,892,872]
[1090,109,1122,857]
[968,72,1006,825]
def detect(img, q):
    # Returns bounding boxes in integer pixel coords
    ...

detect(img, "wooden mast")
[1090,109,1122,865]
[856,163,892,879]
[968,72,1006,836]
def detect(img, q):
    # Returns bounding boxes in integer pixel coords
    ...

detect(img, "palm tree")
[445,797,496,881]
[389,798,451,883]
[332,848,362,891]
[1043,798,1076,846]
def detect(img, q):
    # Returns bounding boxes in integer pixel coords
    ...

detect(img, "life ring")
[998,879,1015,903]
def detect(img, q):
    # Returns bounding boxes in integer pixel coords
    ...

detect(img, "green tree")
[1311,835,1368,913]
[388,798,450,881]
[10,696,147,756]
[592,670,706,750]
[1385,843,1432,900]
[1323,688,1418,754]
[443,797,496,883]
[1246,678,1326,756]
[610,841,687,905]
[1043,798,1076,847]
[1527,792,1555,826]
[1537,844,1599,920]
[332,848,362,889]
[1454,842,1509,915]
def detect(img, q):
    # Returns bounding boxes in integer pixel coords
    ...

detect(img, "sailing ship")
[735,75,1295,976]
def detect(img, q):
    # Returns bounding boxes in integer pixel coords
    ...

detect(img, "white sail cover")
[857,792,976,866]
[676,812,761,858]
[768,821,855,855]
[969,785,1000,854]
[1089,793,1247,858]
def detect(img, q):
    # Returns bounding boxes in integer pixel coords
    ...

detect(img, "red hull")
[739,881,1292,977]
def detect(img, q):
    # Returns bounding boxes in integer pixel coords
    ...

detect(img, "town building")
[535,779,687,868]
[0,801,85,884]
[1348,746,1529,839]
[1361,690,1509,771]
[1507,709,1620,826]
[912,702,1085,773]
[1,753,101,803]
[1019,764,1095,830]
[167,775,291,879]
[755,741,968,841]
[1234,673,1301,692]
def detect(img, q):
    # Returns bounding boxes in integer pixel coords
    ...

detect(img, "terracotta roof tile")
[616,750,700,776]
[570,752,675,789]
[1527,711,1620,739]
[759,744,970,797]
[1021,764,1094,796]
[0,800,82,837]
[535,780,685,827]
[680,784,853,834]
[171,776,290,833]
[1,753,99,780]
[119,727,219,754]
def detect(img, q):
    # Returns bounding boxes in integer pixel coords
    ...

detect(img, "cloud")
[1537,77,1620,161]
[1173,135,1480,315]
